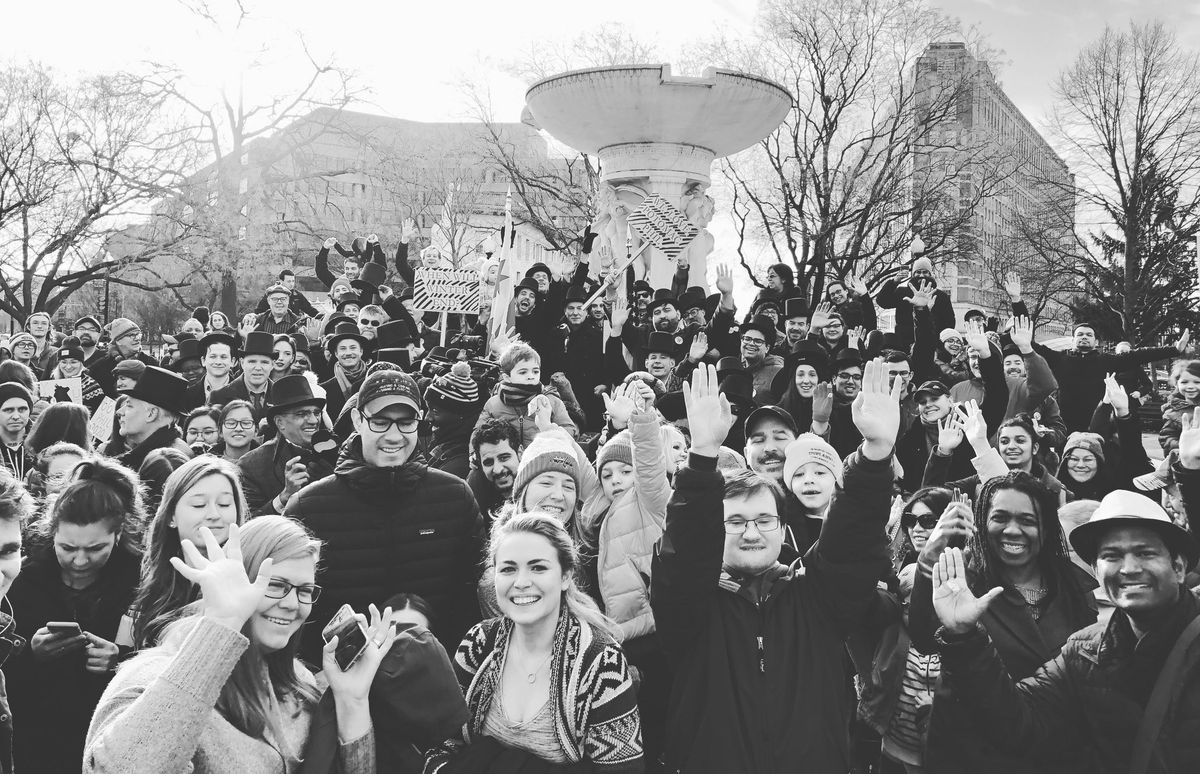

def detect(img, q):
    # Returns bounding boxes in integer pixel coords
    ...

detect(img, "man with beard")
[951,316,1058,428]
[741,404,828,553]
[70,316,105,367]
[1033,322,1187,433]
[238,374,334,516]
[876,256,955,350]
[319,322,370,421]
[88,318,157,397]
[624,289,697,368]
[560,286,606,430]
[356,304,387,344]
[825,277,877,331]
[738,316,785,403]
[212,331,276,421]
[0,383,35,479]
[815,350,866,458]
[467,419,521,524]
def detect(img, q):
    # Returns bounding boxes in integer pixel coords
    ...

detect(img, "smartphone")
[47,621,82,637]
[321,604,369,671]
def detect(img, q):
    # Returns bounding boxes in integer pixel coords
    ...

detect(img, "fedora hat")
[241,331,276,359]
[646,289,679,314]
[119,365,189,415]
[266,374,326,418]
[1070,489,1200,570]
[325,321,368,354]
[198,331,239,358]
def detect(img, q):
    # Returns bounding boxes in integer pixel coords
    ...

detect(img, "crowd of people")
[0,229,1196,774]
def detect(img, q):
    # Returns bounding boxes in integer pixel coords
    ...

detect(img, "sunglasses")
[359,319,382,327]
[902,512,939,530]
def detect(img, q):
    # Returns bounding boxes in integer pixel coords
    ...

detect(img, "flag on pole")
[431,183,458,261]
[490,186,517,342]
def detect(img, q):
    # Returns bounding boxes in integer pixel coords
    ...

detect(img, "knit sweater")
[84,615,374,774]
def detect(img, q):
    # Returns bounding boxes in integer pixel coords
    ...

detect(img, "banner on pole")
[626,194,700,259]
[413,268,481,314]
[36,377,82,405]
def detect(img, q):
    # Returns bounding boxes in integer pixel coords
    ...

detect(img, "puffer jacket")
[283,436,484,661]
[474,387,578,451]
[1160,391,1200,454]
[584,411,670,641]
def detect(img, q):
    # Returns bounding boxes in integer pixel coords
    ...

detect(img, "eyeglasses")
[635,291,652,298]
[264,578,322,604]
[359,410,419,433]
[740,336,766,346]
[283,408,322,421]
[359,319,382,327]
[723,516,781,535]
[187,428,219,439]
[836,372,863,381]
[75,326,100,334]
[222,419,256,430]
[902,512,939,530]
[888,370,912,379]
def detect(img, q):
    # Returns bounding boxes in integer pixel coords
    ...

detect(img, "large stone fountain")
[524,64,791,289]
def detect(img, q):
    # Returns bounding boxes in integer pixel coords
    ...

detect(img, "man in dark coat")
[211,331,275,419]
[284,369,483,660]
[652,361,897,774]
[115,367,193,504]
[876,257,955,351]
[238,374,335,517]
[559,285,606,430]
[88,318,158,397]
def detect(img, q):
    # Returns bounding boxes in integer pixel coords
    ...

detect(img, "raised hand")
[169,524,273,632]
[1003,272,1022,301]
[852,357,903,460]
[964,318,989,359]
[919,490,975,568]
[955,400,988,449]
[848,275,869,297]
[847,325,865,350]
[323,237,338,250]
[377,284,394,301]
[715,264,734,297]
[1104,373,1130,417]
[239,314,257,338]
[811,382,834,426]
[682,363,734,456]
[603,385,637,429]
[609,296,630,331]
[528,394,553,432]
[905,281,933,309]
[932,547,1002,635]
[366,233,378,245]
[324,604,397,706]
[1177,330,1191,354]
[1009,316,1034,353]
[488,326,518,358]
[688,331,709,363]
[937,414,964,456]
[1178,407,1200,470]
[401,217,418,244]
[809,302,833,329]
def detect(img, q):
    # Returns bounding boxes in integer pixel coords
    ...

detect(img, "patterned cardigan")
[423,609,643,772]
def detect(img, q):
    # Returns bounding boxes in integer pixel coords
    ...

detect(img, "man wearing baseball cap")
[283,367,483,662]
[931,482,1200,771]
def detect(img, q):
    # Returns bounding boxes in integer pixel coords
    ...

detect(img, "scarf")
[498,380,542,408]
[334,359,368,397]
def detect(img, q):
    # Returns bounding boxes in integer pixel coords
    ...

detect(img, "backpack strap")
[1129,612,1200,774]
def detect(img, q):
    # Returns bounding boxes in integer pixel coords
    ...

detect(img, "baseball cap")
[913,380,949,401]
[357,370,423,416]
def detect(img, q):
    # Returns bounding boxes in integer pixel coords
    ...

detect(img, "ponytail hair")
[34,457,146,553]
[487,511,619,641]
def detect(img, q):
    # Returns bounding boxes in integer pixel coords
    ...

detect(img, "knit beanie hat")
[7,333,36,351]
[513,430,582,504]
[425,361,481,412]
[783,433,845,488]
[105,318,140,342]
[938,328,961,343]
[0,382,33,410]
[1063,432,1105,464]
[596,431,634,472]
[912,257,934,275]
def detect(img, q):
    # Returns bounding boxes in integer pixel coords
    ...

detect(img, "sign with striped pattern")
[413,268,481,314]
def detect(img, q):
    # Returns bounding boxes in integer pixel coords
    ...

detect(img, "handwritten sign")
[413,268,480,314]
[88,397,117,443]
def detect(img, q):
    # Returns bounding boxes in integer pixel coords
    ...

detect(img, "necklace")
[517,649,553,685]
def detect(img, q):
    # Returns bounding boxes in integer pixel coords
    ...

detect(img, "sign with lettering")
[412,268,480,314]
[626,194,700,259]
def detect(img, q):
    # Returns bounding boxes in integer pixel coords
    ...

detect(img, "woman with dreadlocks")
[905,472,1097,774]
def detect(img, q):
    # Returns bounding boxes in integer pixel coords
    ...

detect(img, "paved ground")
[1143,432,1165,464]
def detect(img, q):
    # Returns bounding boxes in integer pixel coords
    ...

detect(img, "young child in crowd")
[475,342,578,448]
[1159,359,1200,453]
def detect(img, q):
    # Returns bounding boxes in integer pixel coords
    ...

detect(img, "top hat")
[516,277,539,295]
[322,314,353,336]
[677,287,707,313]
[646,289,679,314]
[266,374,326,418]
[199,331,239,358]
[241,331,276,359]
[172,338,203,366]
[291,333,311,353]
[119,365,189,415]
[351,262,387,296]
[325,322,368,354]
[376,320,415,350]
[564,286,588,306]
[645,331,680,357]
[784,298,809,320]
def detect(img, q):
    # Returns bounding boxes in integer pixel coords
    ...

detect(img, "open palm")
[931,548,1001,635]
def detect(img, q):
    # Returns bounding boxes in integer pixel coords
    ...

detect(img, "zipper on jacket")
[757,635,765,673]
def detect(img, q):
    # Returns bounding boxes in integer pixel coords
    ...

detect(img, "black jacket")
[1034,343,1176,433]
[283,436,483,661]
[650,448,893,773]
[87,350,157,397]
[876,278,955,351]
[238,435,336,517]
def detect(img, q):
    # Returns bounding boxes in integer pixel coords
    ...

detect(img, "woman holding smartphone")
[85,516,394,773]
[6,458,144,774]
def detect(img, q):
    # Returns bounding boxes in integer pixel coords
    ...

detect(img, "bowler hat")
[266,374,326,418]
[325,322,368,354]
[563,286,587,306]
[241,331,275,359]
[119,365,189,415]
[677,287,707,314]
[526,263,552,281]
[516,277,539,295]
[199,331,239,358]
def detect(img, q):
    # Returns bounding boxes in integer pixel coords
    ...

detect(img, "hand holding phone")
[321,604,369,672]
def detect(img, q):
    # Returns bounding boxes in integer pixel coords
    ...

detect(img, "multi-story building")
[912,42,1075,327]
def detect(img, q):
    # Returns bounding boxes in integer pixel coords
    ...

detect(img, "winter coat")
[936,588,1200,774]
[283,436,484,661]
[210,378,270,420]
[650,447,893,774]
[1057,404,1152,499]
[424,610,643,773]
[238,436,336,517]
[87,350,157,397]
[1034,342,1177,433]
[742,354,785,405]
[831,292,877,331]
[1160,391,1200,454]
[5,548,141,774]
[116,424,192,473]
[475,387,577,451]
[561,319,606,431]
[584,412,670,642]
[876,278,955,351]
[923,450,1073,506]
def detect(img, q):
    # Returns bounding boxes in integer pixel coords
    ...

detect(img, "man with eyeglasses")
[285,368,483,661]
[253,284,303,336]
[239,374,334,517]
[652,359,900,774]
[877,255,955,351]
[255,268,321,318]
[813,350,867,459]
[88,318,156,397]
[71,316,105,367]
[825,276,877,331]
[212,332,276,421]
[738,317,785,402]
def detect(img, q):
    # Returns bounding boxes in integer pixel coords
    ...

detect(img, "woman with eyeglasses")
[6,458,145,774]
[271,335,296,382]
[85,515,394,774]
[214,399,260,463]
[182,406,221,455]
[119,456,250,652]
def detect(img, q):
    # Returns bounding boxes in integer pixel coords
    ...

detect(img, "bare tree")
[1040,21,1200,343]
[707,0,1017,304]
[0,63,193,324]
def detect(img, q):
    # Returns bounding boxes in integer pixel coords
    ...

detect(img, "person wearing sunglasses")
[7,459,143,773]
[892,487,953,572]
[87,516,394,774]
[282,368,484,663]
[356,304,387,341]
